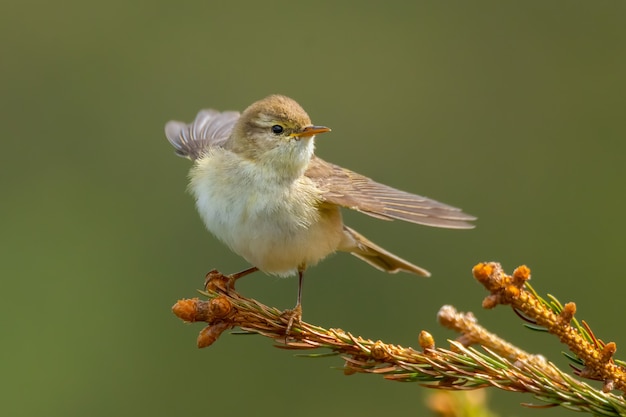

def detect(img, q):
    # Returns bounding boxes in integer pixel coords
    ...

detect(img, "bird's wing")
[305,156,476,229]
[165,110,240,160]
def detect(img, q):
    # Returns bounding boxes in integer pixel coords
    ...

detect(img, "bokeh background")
[2,1,625,416]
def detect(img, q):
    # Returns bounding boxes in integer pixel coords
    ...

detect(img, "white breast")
[189,148,344,276]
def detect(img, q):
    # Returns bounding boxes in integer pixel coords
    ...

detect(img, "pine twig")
[472,262,626,393]
[171,268,626,415]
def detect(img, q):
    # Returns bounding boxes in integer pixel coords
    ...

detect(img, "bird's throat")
[257,138,315,184]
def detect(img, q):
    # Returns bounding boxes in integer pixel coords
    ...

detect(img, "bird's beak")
[292,125,331,138]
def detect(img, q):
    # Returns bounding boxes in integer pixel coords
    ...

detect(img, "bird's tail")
[341,226,431,277]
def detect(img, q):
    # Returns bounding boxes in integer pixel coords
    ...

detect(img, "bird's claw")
[282,304,303,337]
[203,270,231,293]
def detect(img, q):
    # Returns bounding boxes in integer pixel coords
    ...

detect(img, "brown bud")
[512,265,531,283]
[197,322,231,348]
[601,342,617,362]
[172,298,200,322]
[472,263,493,283]
[209,295,232,319]
[482,294,499,309]
[418,331,435,351]
[559,302,576,323]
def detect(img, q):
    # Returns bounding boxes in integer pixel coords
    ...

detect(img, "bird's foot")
[281,303,302,337]
[203,269,230,292]
[203,267,259,293]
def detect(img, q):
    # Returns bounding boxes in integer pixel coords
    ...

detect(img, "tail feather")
[341,226,431,277]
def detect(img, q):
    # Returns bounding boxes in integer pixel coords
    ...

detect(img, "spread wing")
[305,156,476,229]
[165,110,240,160]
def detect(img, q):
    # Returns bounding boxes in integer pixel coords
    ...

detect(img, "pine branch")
[171,265,626,415]
[472,263,626,393]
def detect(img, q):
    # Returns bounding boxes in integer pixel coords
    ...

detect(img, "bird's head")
[229,95,331,178]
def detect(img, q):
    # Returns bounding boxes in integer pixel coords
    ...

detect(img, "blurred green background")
[2,1,625,416]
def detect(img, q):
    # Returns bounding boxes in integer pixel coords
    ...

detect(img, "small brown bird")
[166,95,475,320]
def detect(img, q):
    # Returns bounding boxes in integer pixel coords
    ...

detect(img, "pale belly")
[221,204,343,276]
[190,155,345,276]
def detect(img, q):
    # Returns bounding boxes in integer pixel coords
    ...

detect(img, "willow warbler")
[166,94,475,320]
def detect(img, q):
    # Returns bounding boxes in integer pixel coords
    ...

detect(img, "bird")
[165,94,475,325]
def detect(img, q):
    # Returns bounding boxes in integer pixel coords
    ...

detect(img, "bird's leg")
[284,266,305,336]
[227,266,259,289]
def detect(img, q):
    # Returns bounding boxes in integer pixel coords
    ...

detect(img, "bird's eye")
[271,125,284,135]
